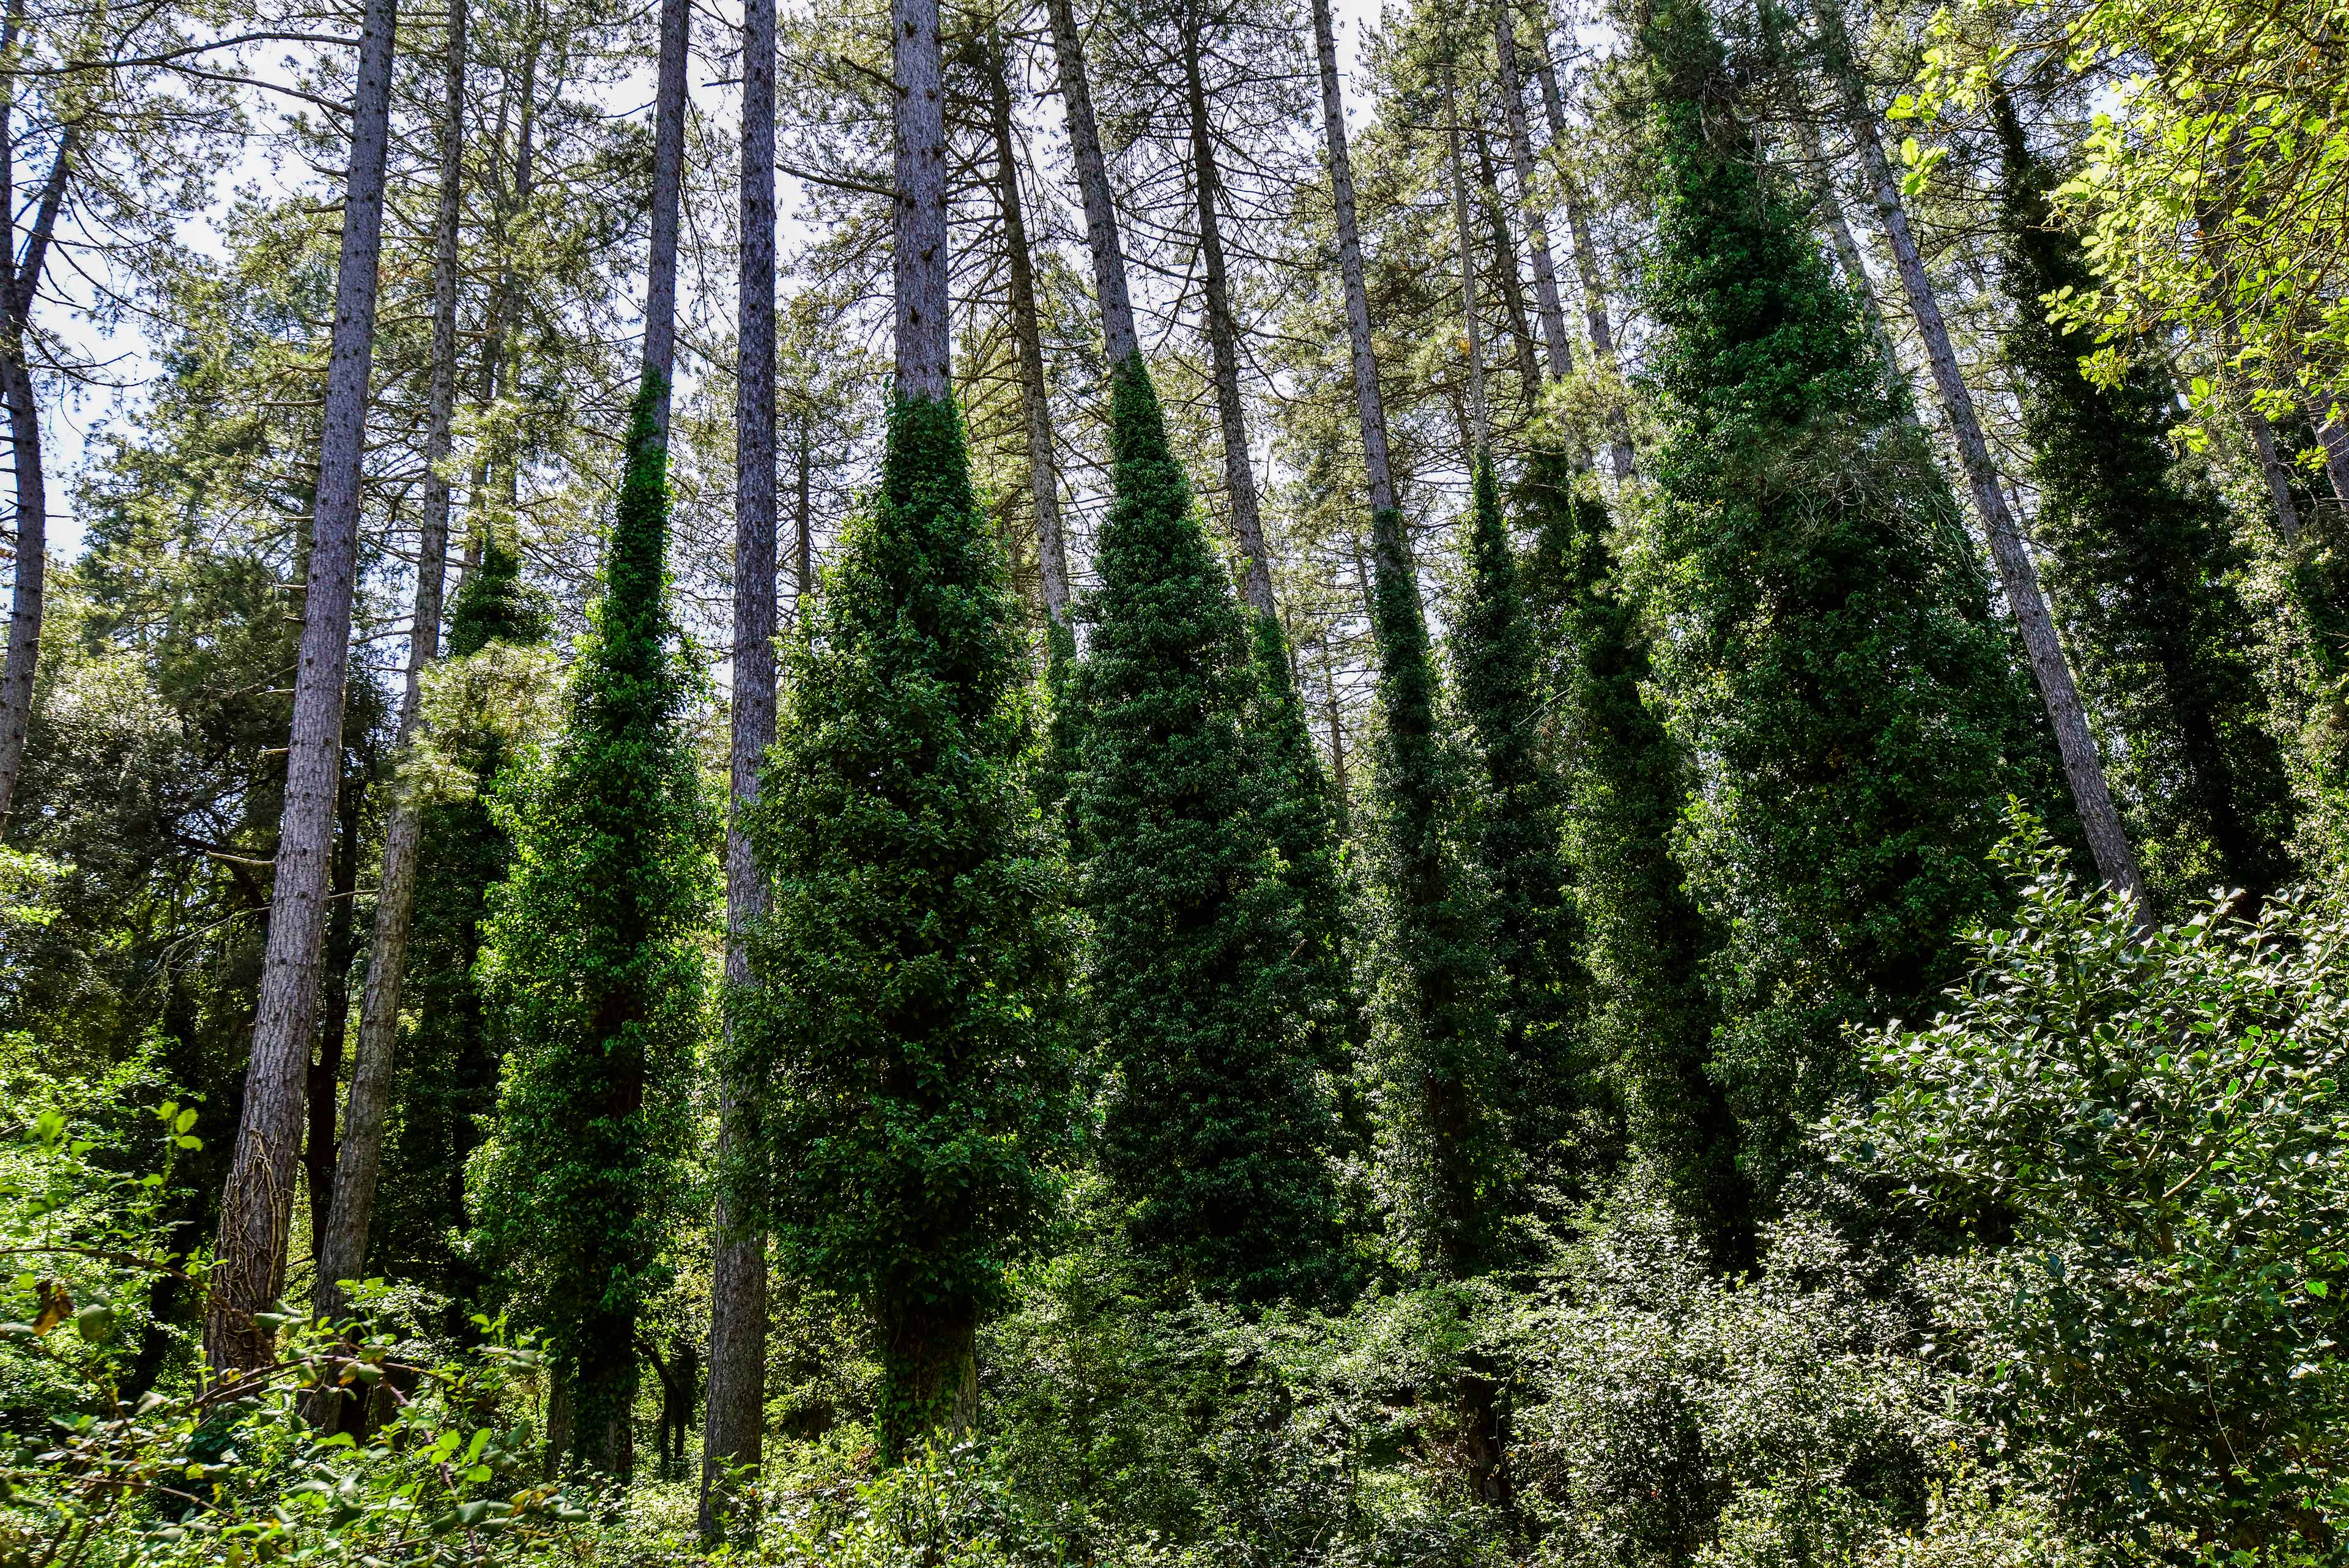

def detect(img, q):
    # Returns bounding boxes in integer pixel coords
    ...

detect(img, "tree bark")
[986,23,1069,623]
[644,0,689,426]
[892,0,951,398]
[1472,122,1543,419]
[305,768,366,1269]
[1526,26,1635,478]
[794,421,813,609]
[701,0,775,1536]
[1493,6,1573,380]
[1181,3,1276,618]
[0,94,70,838]
[1442,62,1491,453]
[1310,0,1398,526]
[1045,0,1140,369]
[1825,20,2151,923]
[315,0,466,1348]
[206,0,403,1377]
[1794,117,1906,396]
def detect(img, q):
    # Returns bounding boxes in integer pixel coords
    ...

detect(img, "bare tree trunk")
[1472,124,1544,419]
[2306,404,2349,507]
[644,0,689,425]
[1322,652,1349,836]
[2240,402,2303,545]
[701,0,774,1536]
[1825,24,2151,921]
[1526,30,1635,478]
[0,92,71,836]
[1493,6,1573,379]
[314,0,467,1353]
[207,0,404,1377]
[987,23,1069,623]
[1045,0,1140,369]
[1794,117,1906,396]
[1442,62,1491,453]
[1181,6,1276,618]
[1310,0,1398,529]
[305,772,366,1268]
[893,0,951,398]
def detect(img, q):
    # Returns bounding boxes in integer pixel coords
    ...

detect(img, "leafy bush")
[1836,822,2349,1557]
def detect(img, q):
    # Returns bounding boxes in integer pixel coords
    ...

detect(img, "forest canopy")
[3,0,2348,1558]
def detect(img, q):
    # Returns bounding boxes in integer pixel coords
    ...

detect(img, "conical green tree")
[1245,610,1362,1089]
[373,528,548,1325]
[1993,89,2295,903]
[1455,453,1590,1198]
[1637,0,2051,1198]
[1523,448,1750,1259]
[1076,359,1348,1305]
[472,390,715,1477]
[1359,510,1507,1279]
[735,393,1074,1457]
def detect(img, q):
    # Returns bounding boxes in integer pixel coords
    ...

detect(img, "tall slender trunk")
[1822,11,2150,921]
[1794,117,1904,392]
[986,22,1069,623]
[206,0,403,1376]
[644,0,689,425]
[1310,0,1397,524]
[2306,404,2349,505]
[1321,654,1349,836]
[305,767,366,1268]
[1045,0,1139,369]
[0,86,72,836]
[1493,6,1572,379]
[701,0,775,1535]
[893,0,950,397]
[1472,123,1543,419]
[1442,62,1490,451]
[1182,9,1277,618]
[316,0,466,1348]
[1526,25,1634,477]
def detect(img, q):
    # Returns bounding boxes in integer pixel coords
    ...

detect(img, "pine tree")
[472,390,714,1476]
[1522,448,1749,1258]
[1455,453,1589,1197]
[1077,360,1349,1304]
[1993,89,2295,903]
[736,393,1072,1457]
[1637,0,2050,1198]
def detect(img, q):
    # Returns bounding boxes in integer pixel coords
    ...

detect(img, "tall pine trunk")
[1442,62,1491,451]
[985,21,1070,625]
[207,0,402,1376]
[0,0,67,838]
[701,0,776,1533]
[1045,0,1138,368]
[1493,6,1573,379]
[1820,6,2151,922]
[317,0,466,1342]
[1181,2,1277,619]
[1525,23,1635,477]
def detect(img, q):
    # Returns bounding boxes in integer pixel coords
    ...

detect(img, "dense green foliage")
[1072,360,1348,1304]
[1456,453,1589,1202]
[1526,451,1750,1258]
[733,392,1072,1454]
[1637,0,2054,1200]
[373,531,550,1321]
[1839,825,2349,1555]
[470,390,714,1477]
[1994,92,2296,907]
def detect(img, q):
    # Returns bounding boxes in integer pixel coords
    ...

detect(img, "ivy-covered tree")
[1455,453,1589,1197]
[1076,362,1350,1305]
[372,530,548,1322]
[1992,87,2295,905]
[735,393,1074,1456]
[1636,0,2052,1199]
[471,392,714,1477]
[1524,449,1748,1259]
